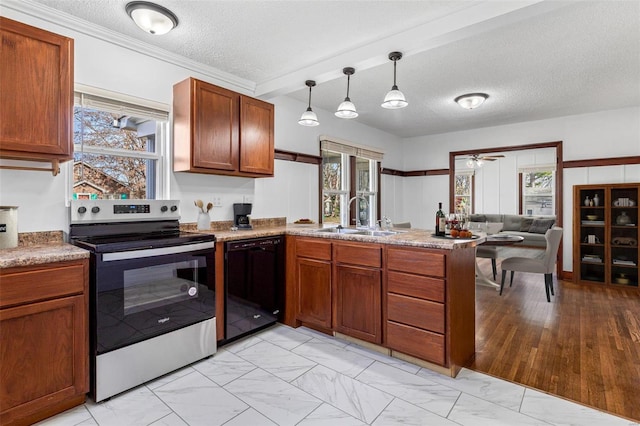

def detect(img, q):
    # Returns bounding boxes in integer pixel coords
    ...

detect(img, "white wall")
[0,8,403,231]
[401,107,640,271]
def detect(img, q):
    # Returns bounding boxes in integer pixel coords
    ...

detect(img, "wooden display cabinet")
[573,183,639,288]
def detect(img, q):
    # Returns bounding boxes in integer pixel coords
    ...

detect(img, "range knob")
[170,205,178,212]
[160,205,168,212]
[91,206,100,214]
[77,206,87,214]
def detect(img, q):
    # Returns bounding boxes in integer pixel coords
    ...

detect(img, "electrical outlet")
[212,196,222,207]
[243,195,254,204]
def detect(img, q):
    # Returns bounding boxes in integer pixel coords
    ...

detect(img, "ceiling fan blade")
[482,157,498,161]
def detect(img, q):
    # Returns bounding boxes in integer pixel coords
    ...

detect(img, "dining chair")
[499,227,563,302]
[477,246,498,280]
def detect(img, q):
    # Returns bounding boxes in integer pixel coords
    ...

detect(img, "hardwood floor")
[472,258,640,422]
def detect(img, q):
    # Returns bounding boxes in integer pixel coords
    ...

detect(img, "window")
[321,138,383,227]
[72,87,169,200]
[520,166,555,215]
[454,171,473,215]
[322,150,348,225]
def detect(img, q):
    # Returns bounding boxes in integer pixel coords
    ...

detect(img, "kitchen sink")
[314,228,403,237]
[314,227,363,234]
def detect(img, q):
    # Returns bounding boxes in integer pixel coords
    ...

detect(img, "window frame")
[68,85,170,202]
[320,137,383,227]
[518,165,556,215]
[454,170,474,215]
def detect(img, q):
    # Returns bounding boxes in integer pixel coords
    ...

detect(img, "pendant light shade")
[381,52,408,109]
[335,67,358,119]
[126,2,178,35]
[455,93,489,109]
[299,80,319,127]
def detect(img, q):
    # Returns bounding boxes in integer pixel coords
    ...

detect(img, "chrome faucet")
[347,195,369,228]
[378,216,392,230]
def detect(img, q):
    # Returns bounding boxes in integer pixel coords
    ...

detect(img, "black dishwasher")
[224,236,284,344]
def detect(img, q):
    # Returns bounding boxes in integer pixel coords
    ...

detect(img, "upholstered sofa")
[469,214,556,248]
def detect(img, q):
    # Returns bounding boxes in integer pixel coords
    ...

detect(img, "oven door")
[93,241,215,354]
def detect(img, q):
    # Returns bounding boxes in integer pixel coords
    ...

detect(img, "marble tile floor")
[38,324,637,426]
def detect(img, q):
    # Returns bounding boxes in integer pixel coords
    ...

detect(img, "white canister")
[0,206,18,249]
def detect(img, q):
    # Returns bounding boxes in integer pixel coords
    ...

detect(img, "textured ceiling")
[20,0,640,138]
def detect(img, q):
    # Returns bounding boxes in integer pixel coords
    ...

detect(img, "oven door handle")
[102,241,215,262]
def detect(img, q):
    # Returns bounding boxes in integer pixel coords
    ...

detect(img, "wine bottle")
[435,202,446,236]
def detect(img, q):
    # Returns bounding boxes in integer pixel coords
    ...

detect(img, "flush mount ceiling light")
[455,93,489,110]
[298,80,319,127]
[381,52,408,109]
[126,1,178,35]
[335,67,358,119]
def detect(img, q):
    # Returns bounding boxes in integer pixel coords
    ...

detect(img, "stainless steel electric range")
[69,199,216,402]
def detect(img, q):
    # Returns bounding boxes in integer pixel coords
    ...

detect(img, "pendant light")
[126,2,179,35]
[455,93,489,109]
[298,80,319,127]
[335,67,358,119]
[381,52,408,109]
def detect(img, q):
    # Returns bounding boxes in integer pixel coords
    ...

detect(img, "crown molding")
[2,0,256,94]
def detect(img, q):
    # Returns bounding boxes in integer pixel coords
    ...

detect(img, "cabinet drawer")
[386,247,445,277]
[387,293,444,334]
[334,242,381,268]
[386,320,445,365]
[0,262,85,309]
[387,270,445,302]
[296,238,332,261]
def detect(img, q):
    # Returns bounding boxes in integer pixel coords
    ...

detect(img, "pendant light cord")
[307,85,312,110]
[392,59,398,90]
[345,74,351,101]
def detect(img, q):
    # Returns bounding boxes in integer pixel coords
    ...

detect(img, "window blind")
[320,136,384,162]
[74,84,169,121]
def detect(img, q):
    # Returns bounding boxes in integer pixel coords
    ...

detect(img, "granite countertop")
[0,243,89,269]
[192,224,484,249]
[0,222,481,269]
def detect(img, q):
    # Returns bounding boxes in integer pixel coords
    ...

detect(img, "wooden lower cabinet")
[386,321,445,365]
[296,257,332,328]
[294,238,332,329]
[0,260,88,426]
[285,236,475,376]
[333,241,382,344]
[384,245,475,374]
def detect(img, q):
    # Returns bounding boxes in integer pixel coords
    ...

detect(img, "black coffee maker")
[233,203,252,229]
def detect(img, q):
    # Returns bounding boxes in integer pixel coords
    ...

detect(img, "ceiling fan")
[463,154,505,168]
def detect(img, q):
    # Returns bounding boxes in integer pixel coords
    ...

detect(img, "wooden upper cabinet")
[0,17,74,161]
[173,77,274,177]
[239,96,274,175]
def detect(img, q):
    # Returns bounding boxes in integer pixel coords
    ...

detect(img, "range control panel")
[70,199,180,224]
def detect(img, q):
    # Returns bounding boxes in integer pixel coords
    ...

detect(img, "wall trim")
[563,156,640,169]
[381,168,449,177]
[274,149,322,165]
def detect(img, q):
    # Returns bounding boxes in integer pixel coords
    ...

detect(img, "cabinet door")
[0,295,87,424]
[334,264,382,344]
[193,80,239,171]
[296,258,332,329]
[0,17,73,160]
[239,96,274,175]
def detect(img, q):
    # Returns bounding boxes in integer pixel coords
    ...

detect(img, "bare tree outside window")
[73,108,156,199]
[455,174,472,215]
[523,170,554,215]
